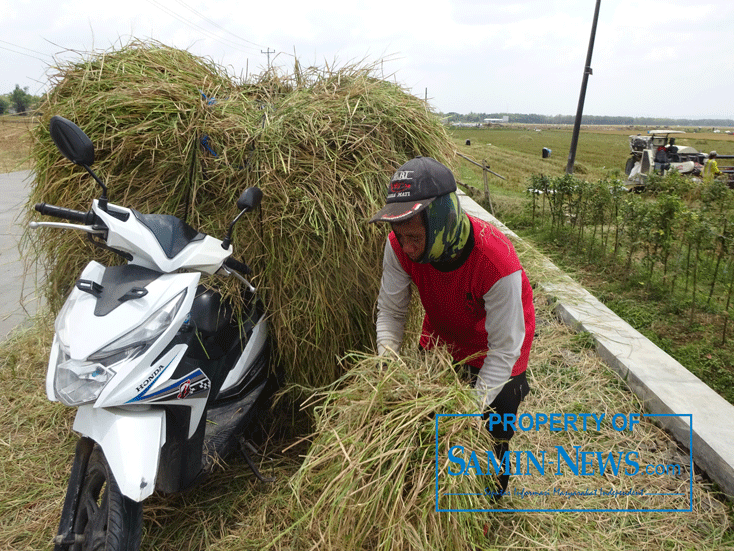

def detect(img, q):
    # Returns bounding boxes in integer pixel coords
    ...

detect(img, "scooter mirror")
[49,116,95,167]
[237,187,263,212]
[221,187,264,249]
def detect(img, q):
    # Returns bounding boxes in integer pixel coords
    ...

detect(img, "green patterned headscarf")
[419,192,471,264]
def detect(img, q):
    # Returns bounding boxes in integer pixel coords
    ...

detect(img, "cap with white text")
[368,156,457,223]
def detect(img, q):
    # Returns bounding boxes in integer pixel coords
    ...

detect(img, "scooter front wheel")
[55,441,142,551]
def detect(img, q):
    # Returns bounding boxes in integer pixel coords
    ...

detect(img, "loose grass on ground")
[2,289,732,550]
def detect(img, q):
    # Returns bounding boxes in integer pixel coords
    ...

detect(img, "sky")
[1,0,733,120]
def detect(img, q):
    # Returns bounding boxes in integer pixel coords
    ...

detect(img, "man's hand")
[377,341,400,357]
[474,377,493,411]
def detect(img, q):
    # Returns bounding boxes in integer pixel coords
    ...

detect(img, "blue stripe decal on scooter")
[139,370,206,401]
[125,354,185,403]
[127,368,209,403]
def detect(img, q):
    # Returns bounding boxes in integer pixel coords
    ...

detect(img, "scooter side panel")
[72,404,166,502]
[46,334,60,401]
[218,318,268,394]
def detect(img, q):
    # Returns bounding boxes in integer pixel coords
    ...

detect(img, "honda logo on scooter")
[136,363,166,393]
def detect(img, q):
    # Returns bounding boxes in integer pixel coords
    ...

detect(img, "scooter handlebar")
[34,203,99,225]
[224,256,252,275]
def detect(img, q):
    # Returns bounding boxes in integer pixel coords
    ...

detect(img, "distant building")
[484,115,510,124]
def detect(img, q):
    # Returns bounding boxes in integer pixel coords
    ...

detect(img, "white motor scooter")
[32,116,279,551]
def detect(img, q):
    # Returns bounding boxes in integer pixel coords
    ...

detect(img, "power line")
[0,40,51,63]
[145,0,258,53]
[171,0,263,50]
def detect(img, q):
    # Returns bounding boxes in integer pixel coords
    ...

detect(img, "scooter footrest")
[238,437,275,483]
[202,380,266,470]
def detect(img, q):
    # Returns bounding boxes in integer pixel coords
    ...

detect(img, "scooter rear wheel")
[57,445,142,551]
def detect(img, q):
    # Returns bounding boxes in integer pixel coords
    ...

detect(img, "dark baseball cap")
[368,156,456,223]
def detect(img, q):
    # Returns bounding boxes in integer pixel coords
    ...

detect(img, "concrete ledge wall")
[458,190,734,498]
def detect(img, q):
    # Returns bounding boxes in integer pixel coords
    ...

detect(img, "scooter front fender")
[73,404,166,502]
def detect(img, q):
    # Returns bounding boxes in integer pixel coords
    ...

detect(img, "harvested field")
[0,116,33,172]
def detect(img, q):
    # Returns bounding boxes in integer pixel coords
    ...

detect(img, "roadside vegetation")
[0,84,41,116]
[0,85,43,172]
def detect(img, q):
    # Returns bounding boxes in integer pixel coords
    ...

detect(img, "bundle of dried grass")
[282,349,493,550]
[25,40,455,389]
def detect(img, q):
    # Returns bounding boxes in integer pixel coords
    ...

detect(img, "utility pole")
[261,48,275,69]
[566,0,602,175]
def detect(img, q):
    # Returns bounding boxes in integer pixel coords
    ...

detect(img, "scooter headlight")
[54,290,187,406]
[54,346,136,406]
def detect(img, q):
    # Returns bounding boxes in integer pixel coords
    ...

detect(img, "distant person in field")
[654,145,669,174]
[704,151,722,181]
[369,156,535,499]
[666,138,679,162]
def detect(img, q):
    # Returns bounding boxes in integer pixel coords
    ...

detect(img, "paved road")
[0,170,41,340]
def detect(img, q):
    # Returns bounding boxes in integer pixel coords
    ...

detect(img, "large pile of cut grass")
[25,40,455,389]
